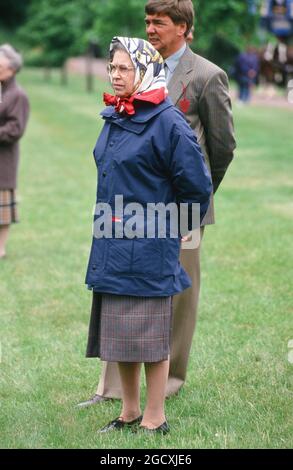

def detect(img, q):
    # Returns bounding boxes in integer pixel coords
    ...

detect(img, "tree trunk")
[44,66,51,81]
[85,54,93,93]
[60,62,68,86]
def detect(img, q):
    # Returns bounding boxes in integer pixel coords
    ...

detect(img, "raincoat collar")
[100,96,173,125]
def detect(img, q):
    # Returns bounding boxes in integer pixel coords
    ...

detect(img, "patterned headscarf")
[103,36,168,115]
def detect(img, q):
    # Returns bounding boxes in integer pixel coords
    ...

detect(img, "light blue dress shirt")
[164,43,187,85]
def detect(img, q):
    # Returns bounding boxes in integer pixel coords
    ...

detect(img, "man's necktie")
[164,62,170,85]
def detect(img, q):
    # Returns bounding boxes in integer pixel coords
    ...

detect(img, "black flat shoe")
[140,421,170,435]
[99,415,143,433]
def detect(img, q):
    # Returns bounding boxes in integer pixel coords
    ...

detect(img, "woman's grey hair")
[0,44,23,73]
[109,41,128,62]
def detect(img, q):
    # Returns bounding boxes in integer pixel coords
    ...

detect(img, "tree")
[19,0,82,68]
[17,0,262,73]
[194,0,260,51]
[0,0,31,28]
[192,0,261,69]
[89,0,146,57]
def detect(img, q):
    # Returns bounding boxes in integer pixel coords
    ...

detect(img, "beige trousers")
[96,228,205,398]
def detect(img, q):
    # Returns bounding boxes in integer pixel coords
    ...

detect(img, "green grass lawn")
[0,68,292,449]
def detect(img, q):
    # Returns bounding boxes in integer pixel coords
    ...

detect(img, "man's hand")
[181,229,201,250]
[181,233,192,243]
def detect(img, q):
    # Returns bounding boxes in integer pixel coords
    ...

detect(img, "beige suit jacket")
[167,46,236,225]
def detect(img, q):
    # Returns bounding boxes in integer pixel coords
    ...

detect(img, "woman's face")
[110,50,136,98]
[0,55,14,82]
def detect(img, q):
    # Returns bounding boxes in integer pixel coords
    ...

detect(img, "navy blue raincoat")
[85,97,212,297]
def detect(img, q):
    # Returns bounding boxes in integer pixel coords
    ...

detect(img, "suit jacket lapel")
[167,46,194,105]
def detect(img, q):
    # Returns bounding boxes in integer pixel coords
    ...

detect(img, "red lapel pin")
[179,83,190,113]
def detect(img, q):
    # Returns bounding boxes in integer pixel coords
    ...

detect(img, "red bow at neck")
[103,87,167,116]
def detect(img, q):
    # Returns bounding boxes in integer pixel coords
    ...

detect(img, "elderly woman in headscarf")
[0,44,29,259]
[84,37,212,434]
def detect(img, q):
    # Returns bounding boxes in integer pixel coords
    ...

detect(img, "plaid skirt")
[0,190,19,226]
[86,292,173,363]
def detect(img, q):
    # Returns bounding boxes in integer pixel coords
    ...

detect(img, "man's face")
[145,13,187,59]
[0,55,14,82]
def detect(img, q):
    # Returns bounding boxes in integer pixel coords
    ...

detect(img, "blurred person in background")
[234,45,260,103]
[0,44,29,259]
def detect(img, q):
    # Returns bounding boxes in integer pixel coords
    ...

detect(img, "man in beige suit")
[78,0,236,407]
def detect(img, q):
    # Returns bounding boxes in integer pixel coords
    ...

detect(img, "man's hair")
[0,44,23,73]
[145,0,194,37]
